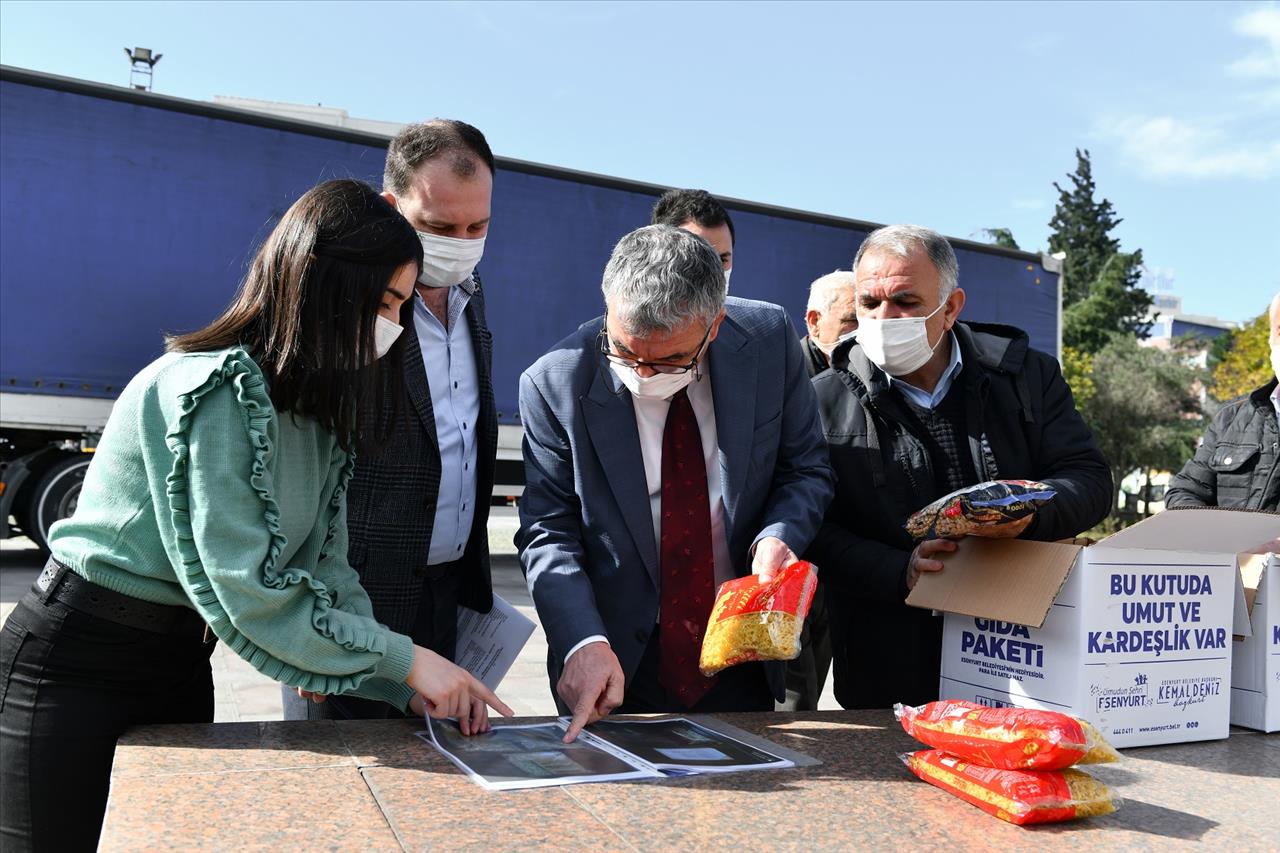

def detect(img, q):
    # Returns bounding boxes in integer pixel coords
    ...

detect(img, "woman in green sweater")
[0,179,512,852]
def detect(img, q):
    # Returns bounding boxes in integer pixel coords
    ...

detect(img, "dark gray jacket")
[1166,379,1279,511]
[345,275,497,637]
[801,335,830,379]
[806,321,1112,709]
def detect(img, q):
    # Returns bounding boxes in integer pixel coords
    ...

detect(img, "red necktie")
[658,387,718,707]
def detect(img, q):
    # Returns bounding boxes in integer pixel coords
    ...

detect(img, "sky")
[2,0,1277,325]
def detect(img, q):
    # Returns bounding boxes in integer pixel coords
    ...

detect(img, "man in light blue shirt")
[283,120,500,730]
[414,277,481,565]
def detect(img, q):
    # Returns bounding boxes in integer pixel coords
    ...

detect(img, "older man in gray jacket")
[1166,292,1280,511]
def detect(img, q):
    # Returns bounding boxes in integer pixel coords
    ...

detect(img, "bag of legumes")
[905,479,1057,540]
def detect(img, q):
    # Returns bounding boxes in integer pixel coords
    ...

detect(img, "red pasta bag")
[895,700,1120,770]
[698,561,817,676]
[902,750,1119,825]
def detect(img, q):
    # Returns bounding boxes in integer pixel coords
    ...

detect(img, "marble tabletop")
[101,711,1279,852]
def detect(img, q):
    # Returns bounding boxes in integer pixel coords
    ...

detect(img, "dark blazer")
[516,297,835,704]
[806,321,1112,709]
[345,274,497,637]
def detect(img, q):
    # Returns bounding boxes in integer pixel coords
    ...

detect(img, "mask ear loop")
[595,328,631,399]
[919,297,951,355]
[688,315,718,382]
[691,333,710,382]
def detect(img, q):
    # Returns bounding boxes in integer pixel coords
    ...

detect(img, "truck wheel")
[22,454,91,553]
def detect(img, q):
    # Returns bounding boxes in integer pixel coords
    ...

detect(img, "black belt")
[35,558,211,640]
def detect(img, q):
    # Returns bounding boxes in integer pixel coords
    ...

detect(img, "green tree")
[1207,326,1236,374]
[1061,251,1151,353]
[1081,335,1202,519]
[1213,311,1271,400]
[1061,345,1095,407]
[1047,149,1119,304]
[981,228,1020,250]
[1047,149,1152,353]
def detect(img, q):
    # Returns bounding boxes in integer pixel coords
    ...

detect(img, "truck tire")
[21,453,91,553]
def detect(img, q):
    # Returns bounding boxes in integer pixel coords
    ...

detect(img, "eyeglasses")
[598,320,714,376]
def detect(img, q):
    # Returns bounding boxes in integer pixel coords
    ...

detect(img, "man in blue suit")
[517,225,834,741]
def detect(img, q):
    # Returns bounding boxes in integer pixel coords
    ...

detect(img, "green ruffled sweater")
[49,348,414,711]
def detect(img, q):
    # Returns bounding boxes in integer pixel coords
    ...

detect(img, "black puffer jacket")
[806,321,1113,709]
[1166,379,1279,511]
[801,335,831,379]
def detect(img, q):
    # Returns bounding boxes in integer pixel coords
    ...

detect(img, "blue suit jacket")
[516,297,835,702]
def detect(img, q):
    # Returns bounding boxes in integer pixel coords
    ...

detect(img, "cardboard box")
[1232,551,1279,732]
[908,508,1276,748]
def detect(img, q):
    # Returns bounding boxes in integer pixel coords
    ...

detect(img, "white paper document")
[582,717,795,776]
[418,716,795,791]
[420,718,659,791]
[454,594,536,692]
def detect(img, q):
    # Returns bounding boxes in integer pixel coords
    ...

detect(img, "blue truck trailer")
[0,65,1063,550]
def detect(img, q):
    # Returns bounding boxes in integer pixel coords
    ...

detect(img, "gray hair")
[807,270,857,312]
[852,224,960,300]
[601,225,726,335]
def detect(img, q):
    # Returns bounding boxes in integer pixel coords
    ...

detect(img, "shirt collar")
[887,331,964,409]
[414,275,474,329]
[1271,381,1280,422]
[415,274,476,297]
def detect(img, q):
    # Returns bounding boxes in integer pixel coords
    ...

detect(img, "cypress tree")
[1048,149,1121,305]
[1048,149,1152,353]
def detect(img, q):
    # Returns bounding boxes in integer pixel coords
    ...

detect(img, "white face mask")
[723,267,733,294]
[817,328,858,357]
[415,231,485,288]
[855,300,947,376]
[373,314,402,361]
[609,360,697,400]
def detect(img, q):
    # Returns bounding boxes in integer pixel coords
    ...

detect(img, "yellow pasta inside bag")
[902,750,1119,825]
[699,561,817,676]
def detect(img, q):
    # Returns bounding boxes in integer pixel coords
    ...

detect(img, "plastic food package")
[698,561,817,676]
[902,750,1119,825]
[905,479,1057,540]
[895,700,1121,770]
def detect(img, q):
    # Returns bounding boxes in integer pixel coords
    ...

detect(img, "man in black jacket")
[283,120,499,728]
[806,224,1112,710]
[1166,293,1280,511]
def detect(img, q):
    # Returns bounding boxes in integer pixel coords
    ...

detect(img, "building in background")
[212,96,404,136]
[1141,268,1236,366]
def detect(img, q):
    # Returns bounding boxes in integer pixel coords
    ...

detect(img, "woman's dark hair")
[167,179,421,452]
